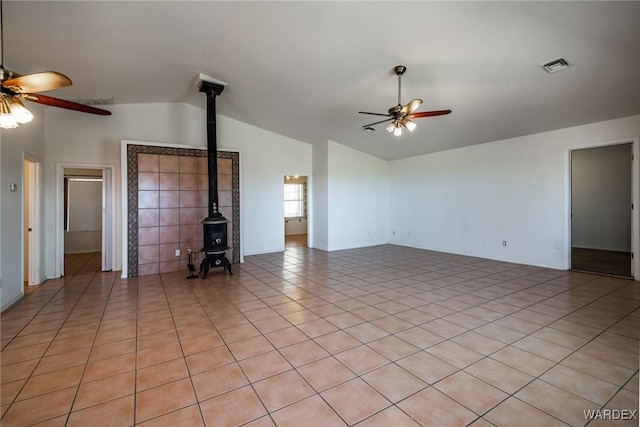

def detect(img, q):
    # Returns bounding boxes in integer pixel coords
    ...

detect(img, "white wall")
[217,115,312,255]
[285,219,307,235]
[312,142,329,250]
[43,102,312,277]
[65,179,103,254]
[1,104,46,310]
[389,115,640,270]
[572,144,632,252]
[325,141,390,251]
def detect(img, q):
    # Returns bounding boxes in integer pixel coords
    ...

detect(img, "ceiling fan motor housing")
[388,105,403,117]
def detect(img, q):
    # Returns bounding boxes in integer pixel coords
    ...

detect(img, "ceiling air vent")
[66,96,115,106]
[540,57,571,73]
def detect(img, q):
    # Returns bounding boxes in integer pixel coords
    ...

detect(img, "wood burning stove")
[198,80,232,277]
[201,215,231,277]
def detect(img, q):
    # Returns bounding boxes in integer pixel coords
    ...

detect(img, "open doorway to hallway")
[284,175,308,249]
[571,143,633,277]
[58,164,115,276]
[63,168,104,270]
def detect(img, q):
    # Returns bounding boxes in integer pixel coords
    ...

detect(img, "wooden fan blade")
[362,117,393,128]
[22,93,112,116]
[3,71,72,94]
[401,99,423,115]
[358,111,391,117]
[408,109,452,118]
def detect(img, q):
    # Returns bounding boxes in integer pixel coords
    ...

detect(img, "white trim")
[565,136,640,280]
[238,147,244,264]
[632,138,639,279]
[282,174,313,249]
[120,144,128,278]
[307,174,313,249]
[102,168,114,271]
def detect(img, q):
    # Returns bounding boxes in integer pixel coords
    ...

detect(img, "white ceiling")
[3,1,640,160]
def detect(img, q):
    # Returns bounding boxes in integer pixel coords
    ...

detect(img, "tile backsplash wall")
[127,145,238,276]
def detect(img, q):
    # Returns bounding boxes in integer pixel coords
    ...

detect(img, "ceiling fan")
[359,65,451,136]
[0,1,111,129]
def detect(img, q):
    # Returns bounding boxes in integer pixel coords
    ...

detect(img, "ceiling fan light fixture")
[8,96,33,124]
[393,126,403,136]
[0,96,18,128]
[386,123,395,133]
[404,119,416,132]
[0,94,33,128]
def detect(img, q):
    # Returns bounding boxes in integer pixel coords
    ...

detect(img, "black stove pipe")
[198,80,225,218]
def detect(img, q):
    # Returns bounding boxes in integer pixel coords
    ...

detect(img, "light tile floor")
[1,243,639,426]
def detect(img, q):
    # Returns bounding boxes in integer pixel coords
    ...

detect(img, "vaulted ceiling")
[3,1,640,160]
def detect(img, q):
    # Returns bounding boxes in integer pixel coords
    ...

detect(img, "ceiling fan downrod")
[395,65,406,107]
[0,0,5,71]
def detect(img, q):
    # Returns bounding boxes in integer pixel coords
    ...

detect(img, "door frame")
[23,154,42,285]
[282,174,312,249]
[56,163,116,276]
[565,137,639,280]
[102,168,114,271]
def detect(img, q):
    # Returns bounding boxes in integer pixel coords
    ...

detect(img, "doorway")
[58,164,115,276]
[570,143,633,277]
[64,169,103,256]
[23,156,41,289]
[284,175,308,248]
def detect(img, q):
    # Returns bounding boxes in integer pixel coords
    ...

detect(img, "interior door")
[24,157,41,285]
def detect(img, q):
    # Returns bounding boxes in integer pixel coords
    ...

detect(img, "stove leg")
[199,256,232,277]
[223,257,233,275]
[199,258,210,279]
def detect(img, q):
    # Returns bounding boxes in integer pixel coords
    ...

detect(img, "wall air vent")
[66,96,115,106]
[540,57,571,73]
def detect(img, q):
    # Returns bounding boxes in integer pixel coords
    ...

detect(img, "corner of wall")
[311,142,329,250]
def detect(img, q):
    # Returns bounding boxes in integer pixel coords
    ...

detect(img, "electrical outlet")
[502,241,507,246]
[175,249,181,257]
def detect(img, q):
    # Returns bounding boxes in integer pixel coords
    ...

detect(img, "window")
[284,183,305,218]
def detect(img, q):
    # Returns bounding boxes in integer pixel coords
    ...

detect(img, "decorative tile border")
[127,144,240,277]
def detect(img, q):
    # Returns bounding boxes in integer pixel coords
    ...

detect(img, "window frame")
[284,182,306,219]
